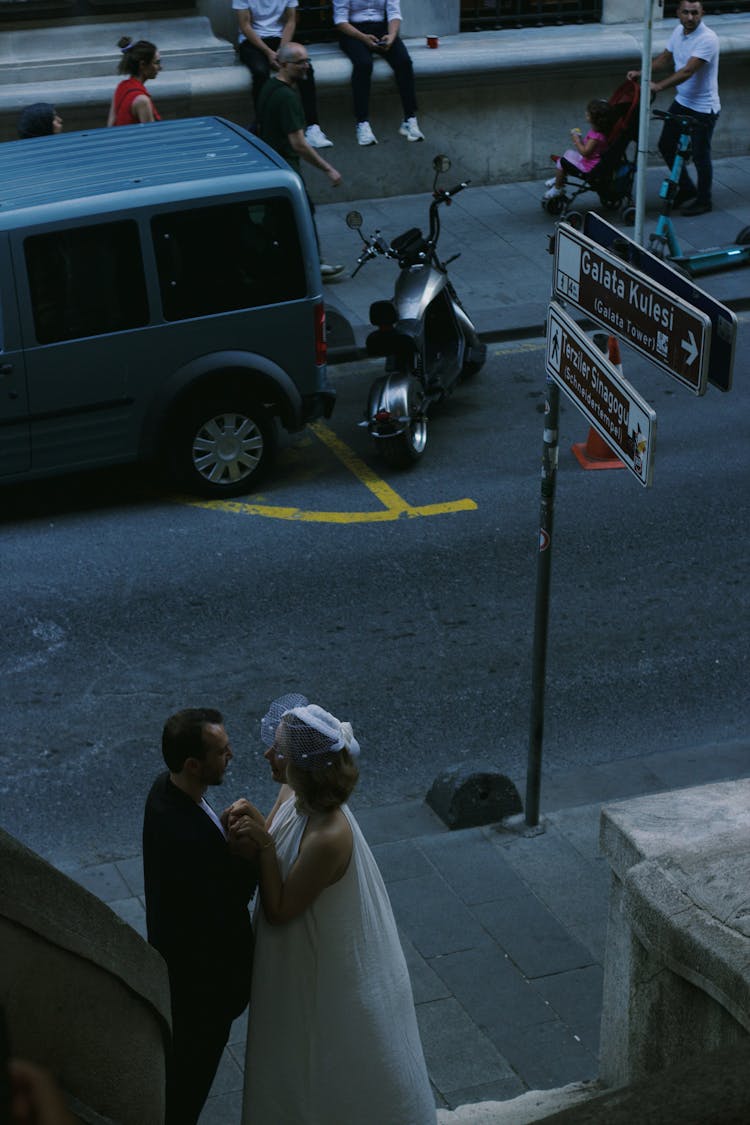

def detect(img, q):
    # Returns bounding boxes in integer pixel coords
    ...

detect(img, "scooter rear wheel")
[378,376,427,468]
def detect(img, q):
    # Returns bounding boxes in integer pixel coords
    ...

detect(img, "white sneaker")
[320,262,346,281]
[356,121,378,146]
[399,116,424,142]
[545,176,557,187]
[305,124,333,149]
[543,186,562,200]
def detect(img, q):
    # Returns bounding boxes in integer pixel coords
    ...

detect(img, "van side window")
[24,221,149,345]
[152,198,306,322]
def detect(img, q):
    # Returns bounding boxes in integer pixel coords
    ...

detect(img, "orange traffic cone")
[571,335,626,471]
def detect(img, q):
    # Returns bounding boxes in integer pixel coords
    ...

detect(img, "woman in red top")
[107,36,162,126]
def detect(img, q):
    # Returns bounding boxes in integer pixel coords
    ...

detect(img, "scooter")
[648,109,750,276]
[345,155,486,467]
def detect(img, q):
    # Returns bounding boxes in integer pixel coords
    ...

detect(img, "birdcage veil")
[261,695,360,771]
[260,693,309,747]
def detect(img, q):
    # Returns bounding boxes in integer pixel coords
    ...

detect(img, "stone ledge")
[625,853,750,1034]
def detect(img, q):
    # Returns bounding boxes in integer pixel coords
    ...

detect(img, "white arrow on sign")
[681,331,698,367]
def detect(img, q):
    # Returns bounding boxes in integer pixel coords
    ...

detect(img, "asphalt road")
[1,325,748,868]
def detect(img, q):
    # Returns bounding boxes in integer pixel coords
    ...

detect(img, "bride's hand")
[230,815,273,852]
[223,798,265,829]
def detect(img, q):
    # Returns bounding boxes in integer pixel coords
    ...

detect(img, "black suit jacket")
[143,772,258,1020]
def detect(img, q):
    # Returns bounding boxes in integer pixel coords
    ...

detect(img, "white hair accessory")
[283,704,361,770]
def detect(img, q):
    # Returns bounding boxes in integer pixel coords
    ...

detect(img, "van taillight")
[314,301,327,366]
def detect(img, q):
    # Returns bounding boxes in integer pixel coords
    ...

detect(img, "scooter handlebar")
[435,180,470,201]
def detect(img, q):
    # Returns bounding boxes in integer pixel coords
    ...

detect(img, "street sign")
[546,302,657,487]
[584,212,737,393]
[554,223,712,396]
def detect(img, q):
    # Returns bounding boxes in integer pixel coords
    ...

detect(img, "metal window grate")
[295,0,750,42]
[459,0,601,30]
[664,1,750,12]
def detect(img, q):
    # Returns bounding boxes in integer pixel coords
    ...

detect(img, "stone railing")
[0,828,170,1124]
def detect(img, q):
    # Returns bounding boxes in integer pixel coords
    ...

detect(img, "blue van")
[0,117,334,497]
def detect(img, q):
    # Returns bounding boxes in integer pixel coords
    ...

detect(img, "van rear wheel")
[171,396,275,498]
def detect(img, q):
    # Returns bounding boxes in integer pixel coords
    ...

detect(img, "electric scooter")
[345,155,486,467]
[648,108,750,277]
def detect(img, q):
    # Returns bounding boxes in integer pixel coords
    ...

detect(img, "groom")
[143,708,259,1125]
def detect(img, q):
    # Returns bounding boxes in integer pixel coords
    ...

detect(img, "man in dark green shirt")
[257,42,345,278]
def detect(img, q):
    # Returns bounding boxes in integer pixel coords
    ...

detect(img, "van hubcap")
[192,413,264,483]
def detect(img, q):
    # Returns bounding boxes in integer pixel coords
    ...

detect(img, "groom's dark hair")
[161,707,224,771]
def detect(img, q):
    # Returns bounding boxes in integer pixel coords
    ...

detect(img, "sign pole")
[634,0,660,247]
[526,378,560,828]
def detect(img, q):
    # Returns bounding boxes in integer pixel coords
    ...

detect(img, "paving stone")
[498,828,611,944]
[416,998,516,1094]
[355,800,447,845]
[205,1046,243,1096]
[388,874,494,958]
[429,945,558,1033]
[372,838,434,883]
[69,861,130,903]
[646,739,750,791]
[198,1090,242,1124]
[530,964,604,1054]
[107,896,147,939]
[473,894,593,979]
[417,831,531,905]
[115,855,144,895]
[227,1010,248,1048]
[400,931,452,1005]
[489,1018,599,1090]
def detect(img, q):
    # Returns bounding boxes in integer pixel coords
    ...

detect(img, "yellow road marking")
[184,422,477,523]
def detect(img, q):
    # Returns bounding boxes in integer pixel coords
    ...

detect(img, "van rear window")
[24,221,149,345]
[152,198,307,321]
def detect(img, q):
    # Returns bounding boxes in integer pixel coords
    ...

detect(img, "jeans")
[338,23,417,123]
[658,99,719,207]
[238,38,320,126]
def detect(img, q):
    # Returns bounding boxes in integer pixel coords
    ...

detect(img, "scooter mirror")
[346,211,363,230]
[433,154,451,174]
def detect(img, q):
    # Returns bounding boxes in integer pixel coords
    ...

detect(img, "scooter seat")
[365,325,418,360]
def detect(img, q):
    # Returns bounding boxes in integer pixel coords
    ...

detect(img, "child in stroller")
[543,99,612,202]
[541,80,640,224]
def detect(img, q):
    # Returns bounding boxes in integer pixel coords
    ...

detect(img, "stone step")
[0,14,234,84]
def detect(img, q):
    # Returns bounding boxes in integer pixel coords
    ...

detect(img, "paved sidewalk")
[316,154,750,354]
[61,738,750,1123]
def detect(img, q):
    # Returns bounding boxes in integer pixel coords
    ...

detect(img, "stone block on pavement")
[427,764,523,829]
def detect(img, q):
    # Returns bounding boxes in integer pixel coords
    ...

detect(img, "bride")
[228,695,436,1125]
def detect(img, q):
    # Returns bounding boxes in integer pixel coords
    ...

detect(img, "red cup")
[426,35,439,48]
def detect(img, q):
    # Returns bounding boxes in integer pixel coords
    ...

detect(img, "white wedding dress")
[242,796,436,1124]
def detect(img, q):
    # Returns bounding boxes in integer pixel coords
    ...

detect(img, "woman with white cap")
[228,694,435,1124]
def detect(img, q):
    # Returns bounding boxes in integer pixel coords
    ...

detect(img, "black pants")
[165,995,234,1125]
[238,38,320,126]
[658,99,719,207]
[337,24,417,123]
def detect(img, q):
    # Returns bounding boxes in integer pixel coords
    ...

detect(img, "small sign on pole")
[546,302,657,487]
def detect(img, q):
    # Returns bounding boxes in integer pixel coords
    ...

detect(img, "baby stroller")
[541,79,640,227]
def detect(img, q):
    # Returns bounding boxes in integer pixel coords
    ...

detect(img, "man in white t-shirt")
[233,0,333,148]
[628,0,720,215]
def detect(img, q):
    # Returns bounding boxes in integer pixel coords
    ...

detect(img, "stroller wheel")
[621,205,636,226]
[565,210,584,231]
[543,194,566,217]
